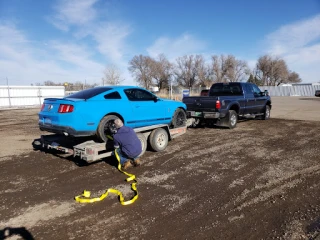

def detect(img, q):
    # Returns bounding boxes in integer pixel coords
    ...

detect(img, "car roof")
[95,86,145,90]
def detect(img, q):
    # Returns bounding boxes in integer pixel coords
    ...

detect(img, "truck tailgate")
[182,96,219,111]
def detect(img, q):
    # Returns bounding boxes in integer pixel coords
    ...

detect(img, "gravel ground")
[0,97,319,240]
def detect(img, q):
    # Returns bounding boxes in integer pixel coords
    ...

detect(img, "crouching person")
[110,119,142,170]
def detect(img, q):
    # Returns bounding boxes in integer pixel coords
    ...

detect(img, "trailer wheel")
[97,115,119,142]
[149,128,169,152]
[136,133,147,157]
[171,108,187,128]
[227,110,237,129]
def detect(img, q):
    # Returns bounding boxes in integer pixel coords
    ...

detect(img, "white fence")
[0,86,65,108]
[259,85,320,97]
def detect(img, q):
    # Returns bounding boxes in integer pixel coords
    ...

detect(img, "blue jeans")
[112,148,139,165]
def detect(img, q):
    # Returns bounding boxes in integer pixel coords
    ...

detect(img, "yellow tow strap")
[74,136,138,205]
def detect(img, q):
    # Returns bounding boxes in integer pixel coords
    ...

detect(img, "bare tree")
[150,54,172,90]
[198,63,212,88]
[209,54,249,83]
[210,55,229,83]
[256,55,293,86]
[174,54,204,89]
[102,65,124,85]
[256,55,272,85]
[287,71,302,84]
[128,55,153,89]
[224,55,249,82]
[44,80,56,86]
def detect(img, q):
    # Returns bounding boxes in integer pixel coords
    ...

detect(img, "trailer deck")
[34,120,193,163]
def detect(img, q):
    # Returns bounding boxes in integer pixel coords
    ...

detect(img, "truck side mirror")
[264,90,269,96]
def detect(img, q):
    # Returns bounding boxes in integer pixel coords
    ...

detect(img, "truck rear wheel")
[97,115,119,142]
[149,128,168,152]
[136,133,147,157]
[227,110,237,129]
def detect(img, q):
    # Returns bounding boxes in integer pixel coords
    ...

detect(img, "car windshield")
[209,83,243,96]
[66,87,112,99]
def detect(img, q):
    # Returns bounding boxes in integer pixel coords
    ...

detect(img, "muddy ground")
[0,97,319,240]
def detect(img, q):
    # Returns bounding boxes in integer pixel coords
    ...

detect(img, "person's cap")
[114,119,123,128]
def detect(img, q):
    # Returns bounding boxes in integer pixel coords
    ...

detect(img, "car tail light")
[216,100,221,110]
[41,103,45,111]
[58,104,74,113]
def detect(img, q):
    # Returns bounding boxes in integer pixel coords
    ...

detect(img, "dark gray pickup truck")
[183,82,272,128]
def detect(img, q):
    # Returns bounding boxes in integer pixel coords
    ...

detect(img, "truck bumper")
[187,111,223,119]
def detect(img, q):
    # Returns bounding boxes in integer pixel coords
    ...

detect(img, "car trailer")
[33,119,195,164]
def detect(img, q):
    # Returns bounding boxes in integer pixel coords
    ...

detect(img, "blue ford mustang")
[39,86,187,142]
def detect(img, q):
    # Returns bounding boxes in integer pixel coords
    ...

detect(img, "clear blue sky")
[1,0,320,85]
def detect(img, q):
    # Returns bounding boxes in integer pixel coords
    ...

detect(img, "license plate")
[191,112,202,117]
[44,118,52,124]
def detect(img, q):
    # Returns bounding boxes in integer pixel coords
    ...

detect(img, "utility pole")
[6,77,11,107]
[170,80,173,99]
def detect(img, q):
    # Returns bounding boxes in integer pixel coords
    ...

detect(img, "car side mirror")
[153,96,159,102]
[264,90,269,96]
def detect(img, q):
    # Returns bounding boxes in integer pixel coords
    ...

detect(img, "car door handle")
[135,106,140,108]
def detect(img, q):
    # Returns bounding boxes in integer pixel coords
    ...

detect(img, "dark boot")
[121,160,132,170]
[133,159,141,167]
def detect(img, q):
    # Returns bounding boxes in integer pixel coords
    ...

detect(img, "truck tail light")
[216,100,221,110]
[58,104,74,113]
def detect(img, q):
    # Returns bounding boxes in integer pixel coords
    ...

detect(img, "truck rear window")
[209,83,243,96]
[66,87,112,99]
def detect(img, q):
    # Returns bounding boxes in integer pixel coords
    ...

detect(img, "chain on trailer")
[74,136,138,205]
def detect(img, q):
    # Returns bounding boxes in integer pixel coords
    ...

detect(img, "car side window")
[124,89,155,101]
[104,91,121,99]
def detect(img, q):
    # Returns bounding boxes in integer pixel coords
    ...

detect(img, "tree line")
[38,53,302,91]
[35,81,98,91]
[125,53,301,90]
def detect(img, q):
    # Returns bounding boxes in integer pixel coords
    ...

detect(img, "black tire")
[149,128,169,152]
[171,108,187,128]
[96,115,119,142]
[227,110,237,129]
[136,133,147,157]
[262,105,271,120]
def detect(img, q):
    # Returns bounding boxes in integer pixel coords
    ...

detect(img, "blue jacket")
[113,126,142,158]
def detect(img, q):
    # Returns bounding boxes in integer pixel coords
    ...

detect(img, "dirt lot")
[0,97,319,240]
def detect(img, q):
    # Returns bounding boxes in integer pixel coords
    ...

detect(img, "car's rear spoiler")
[44,98,76,102]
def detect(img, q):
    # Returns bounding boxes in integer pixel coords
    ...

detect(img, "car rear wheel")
[171,108,187,128]
[149,128,168,152]
[97,115,119,142]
